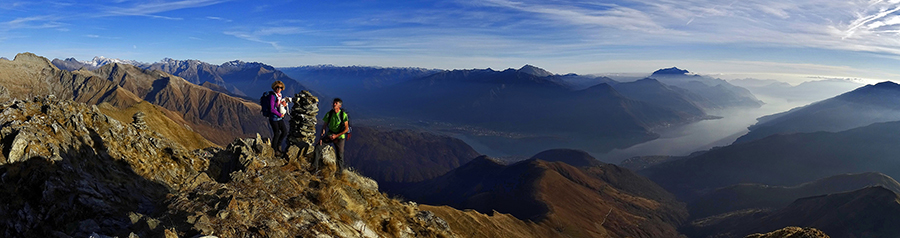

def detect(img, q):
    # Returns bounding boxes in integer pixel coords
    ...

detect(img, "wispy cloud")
[1,15,67,31]
[206,16,232,22]
[477,0,676,34]
[102,0,228,18]
[224,27,311,50]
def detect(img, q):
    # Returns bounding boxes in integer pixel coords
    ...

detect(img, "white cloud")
[206,16,232,22]
[223,26,312,50]
[103,0,229,18]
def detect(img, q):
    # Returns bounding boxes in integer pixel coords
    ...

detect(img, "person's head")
[271,81,285,93]
[332,98,342,110]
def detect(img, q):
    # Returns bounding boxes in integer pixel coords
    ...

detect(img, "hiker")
[320,98,349,174]
[268,81,288,156]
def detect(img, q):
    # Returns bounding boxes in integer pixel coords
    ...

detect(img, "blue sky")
[4,0,900,83]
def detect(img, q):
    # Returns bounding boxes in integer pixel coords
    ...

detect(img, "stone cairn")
[287,90,319,157]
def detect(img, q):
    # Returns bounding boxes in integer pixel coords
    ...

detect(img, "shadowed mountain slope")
[689,172,900,219]
[529,148,605,167]
[642,120,900,201]
[343,126,481,191]
[686,187,900,238]
[610,78,709,117]
[736,81,900,144]
[398,154,688,238]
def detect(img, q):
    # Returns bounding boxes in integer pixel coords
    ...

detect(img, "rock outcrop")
[744,227,830,238]
[287,90,319,158]
[0,96,456,237]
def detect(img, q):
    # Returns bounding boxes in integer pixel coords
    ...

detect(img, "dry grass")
[98,101,216,151]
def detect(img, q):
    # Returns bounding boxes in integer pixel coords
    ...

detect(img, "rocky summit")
[744,227,830,238]
[0,96,455,237]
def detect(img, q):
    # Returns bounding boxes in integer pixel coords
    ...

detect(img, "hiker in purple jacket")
[269,81,288,156]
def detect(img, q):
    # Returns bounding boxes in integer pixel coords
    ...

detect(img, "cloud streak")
[102,0,229,18]
[224,27,310,50]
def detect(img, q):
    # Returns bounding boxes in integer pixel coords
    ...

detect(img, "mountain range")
[53,57,312,100]
[6,51,891,237]
[4,53,270,145]
[642,119,900,202]
[648,67,763,109]
[396,151,688,237]
[685,186,900,238]
[729,78,862,103]
[366,66,735,156]
[278,65,441,96]
[688,172,900,219]
[735,81,900,144]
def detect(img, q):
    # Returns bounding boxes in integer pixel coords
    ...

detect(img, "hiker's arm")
[338,121,349,137]
[270,94,283,117]
[320,116,327,137]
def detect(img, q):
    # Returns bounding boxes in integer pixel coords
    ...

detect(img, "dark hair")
[333,98,342,104]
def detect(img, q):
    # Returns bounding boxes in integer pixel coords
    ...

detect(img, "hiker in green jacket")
[320,98,349,174]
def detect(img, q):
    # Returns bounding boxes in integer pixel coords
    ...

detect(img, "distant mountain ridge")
[689,172,900,219]
[729,78,861,103]
[52,56,312,99]
[369,66,714,155]
[687,186,900,238]
[648,67,763,109]
[52,56,150,71]
[735,81,900,144]
[642,119,900,201]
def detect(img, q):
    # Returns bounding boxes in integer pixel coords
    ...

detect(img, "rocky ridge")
[0,96,455,237]
[744,227,830,238]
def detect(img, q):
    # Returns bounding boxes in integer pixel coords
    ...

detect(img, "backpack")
[328,109,351,140]
[259,91,273,117]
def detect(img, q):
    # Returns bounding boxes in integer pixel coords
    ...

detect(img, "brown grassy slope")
[1,52,269,146]
[0,53,141,107]
[91,62,269,145]
[534,161,685,238]
[421,205,560,238]
[403,157,687,238]
[97,101,216,150]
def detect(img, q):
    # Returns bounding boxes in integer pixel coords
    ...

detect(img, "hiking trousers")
[331,138,345,171]
[269,119,287,153]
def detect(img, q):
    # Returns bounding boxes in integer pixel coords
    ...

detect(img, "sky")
[4,0,900,84]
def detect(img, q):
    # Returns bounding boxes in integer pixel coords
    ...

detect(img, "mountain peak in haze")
[518,64,553,77]
[651,67,690,76]
[868,81,900,90]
